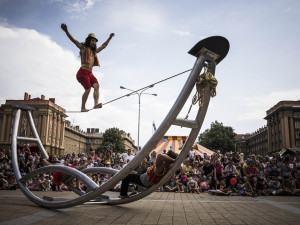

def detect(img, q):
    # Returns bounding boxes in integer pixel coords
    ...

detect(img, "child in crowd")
[199,176,209,192]
[187,178,200,194]
[164,175,178,192]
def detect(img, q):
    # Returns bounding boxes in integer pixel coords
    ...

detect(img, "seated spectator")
[99,174,108,185]
[237,176,254,196]
[199,176,209,192]
[267,176,283,196]
[224,159,237,187]
[176,174,185,193]
[113,161,121,170]
[244,159,258,185]
[202,160,214,188]
[281,157,292,178]
[27,175,42,191]
[267,159,281,177]
[164,175,178,192]
[44,175,51,191]
[214,159,224,188]
[187,178,200,194]
[0,172,8,190]
[255,178,269,196]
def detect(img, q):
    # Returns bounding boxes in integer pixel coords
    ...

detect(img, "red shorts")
[76,68,99,90]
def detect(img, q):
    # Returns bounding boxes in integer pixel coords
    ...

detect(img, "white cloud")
[0,25,79,108]
[172,30,192,36]
[107,1,164,34]
[48,0,99,14]
[239,89,300,120]
[65,0,97,13]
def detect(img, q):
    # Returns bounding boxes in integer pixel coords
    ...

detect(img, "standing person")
[119,150,178,198]
[61,23,115,112]
[213,159,224,188]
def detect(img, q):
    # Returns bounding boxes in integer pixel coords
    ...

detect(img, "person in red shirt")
[214,159,224,188]
[244,159,258,187]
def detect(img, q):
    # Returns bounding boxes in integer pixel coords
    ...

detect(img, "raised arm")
[156,154,176,167]
[96,33,115,53]
[61,23,82,49]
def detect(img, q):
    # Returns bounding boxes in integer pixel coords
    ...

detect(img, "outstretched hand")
[61,23,68,32]
[110,33,115,38]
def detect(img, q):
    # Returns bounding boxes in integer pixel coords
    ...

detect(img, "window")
[34,119,38,126]
[295,121,300,129]
[294,112,300,118]
[296,132,300,139]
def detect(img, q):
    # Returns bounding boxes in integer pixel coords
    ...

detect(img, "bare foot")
[94,103,102,109]
[81,108,89,112]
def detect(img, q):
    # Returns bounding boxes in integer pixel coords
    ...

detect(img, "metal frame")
[11,36,229,208]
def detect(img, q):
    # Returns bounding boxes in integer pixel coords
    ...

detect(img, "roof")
[152,136,215,157]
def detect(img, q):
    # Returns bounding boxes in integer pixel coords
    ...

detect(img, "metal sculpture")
[11,36,229,208]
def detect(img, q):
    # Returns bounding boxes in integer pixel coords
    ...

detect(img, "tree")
[97,127,125,154]
[198,121,236,154]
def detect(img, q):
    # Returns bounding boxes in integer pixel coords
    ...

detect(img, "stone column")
[283,116,290,148]
[280,116,285,148]
[289,116,296,148]
[0,114,7,141]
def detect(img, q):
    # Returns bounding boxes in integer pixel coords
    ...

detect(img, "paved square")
[0,190,299,225]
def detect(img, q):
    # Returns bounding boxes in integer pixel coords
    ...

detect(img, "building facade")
[247,126,268,156]
[235,133,250,155]
[0,92,67,155]
[237,100,300,156]
[121,131,138,153]
[265,100,300,153]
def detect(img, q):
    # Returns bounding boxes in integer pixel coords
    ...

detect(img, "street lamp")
[120,86,157,151]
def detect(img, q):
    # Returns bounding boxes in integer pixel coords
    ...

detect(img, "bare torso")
[80,47,95,70]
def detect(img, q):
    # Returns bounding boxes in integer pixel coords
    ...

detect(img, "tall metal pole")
[120,86,157,151]
[137,93,141,151]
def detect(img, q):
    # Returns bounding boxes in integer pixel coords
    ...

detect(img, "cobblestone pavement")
[0,190,300,225]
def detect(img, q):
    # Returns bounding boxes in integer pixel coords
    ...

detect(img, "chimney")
[41,95,45,100]
[49,98,55,104]
[28,95,31,100]
[24,92,28,100]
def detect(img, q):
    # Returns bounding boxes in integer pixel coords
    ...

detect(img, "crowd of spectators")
[1,144,300,197]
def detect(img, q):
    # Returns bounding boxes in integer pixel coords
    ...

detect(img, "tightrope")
[66,69,192,113]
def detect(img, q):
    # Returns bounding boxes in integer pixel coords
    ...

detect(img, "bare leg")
[81,88,91,112]
[93,83,102,109]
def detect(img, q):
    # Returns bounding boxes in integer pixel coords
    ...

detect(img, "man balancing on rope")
[119,150,178,199]
[61,23,114,112]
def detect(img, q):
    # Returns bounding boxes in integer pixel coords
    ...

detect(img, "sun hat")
[87,33,98,42]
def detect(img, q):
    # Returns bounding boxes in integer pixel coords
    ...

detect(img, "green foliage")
[198,121,236,154]
[96,127,125,154]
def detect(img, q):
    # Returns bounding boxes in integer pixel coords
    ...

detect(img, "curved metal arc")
[11,37,224,208]
[13,53,207,209]
[26,111,49,159]
[19,165,99,190]
[105,79,213,205]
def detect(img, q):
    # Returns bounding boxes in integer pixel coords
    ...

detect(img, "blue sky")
[0,0,300,148]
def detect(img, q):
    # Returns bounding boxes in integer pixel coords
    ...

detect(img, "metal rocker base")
[11,36,229,209]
